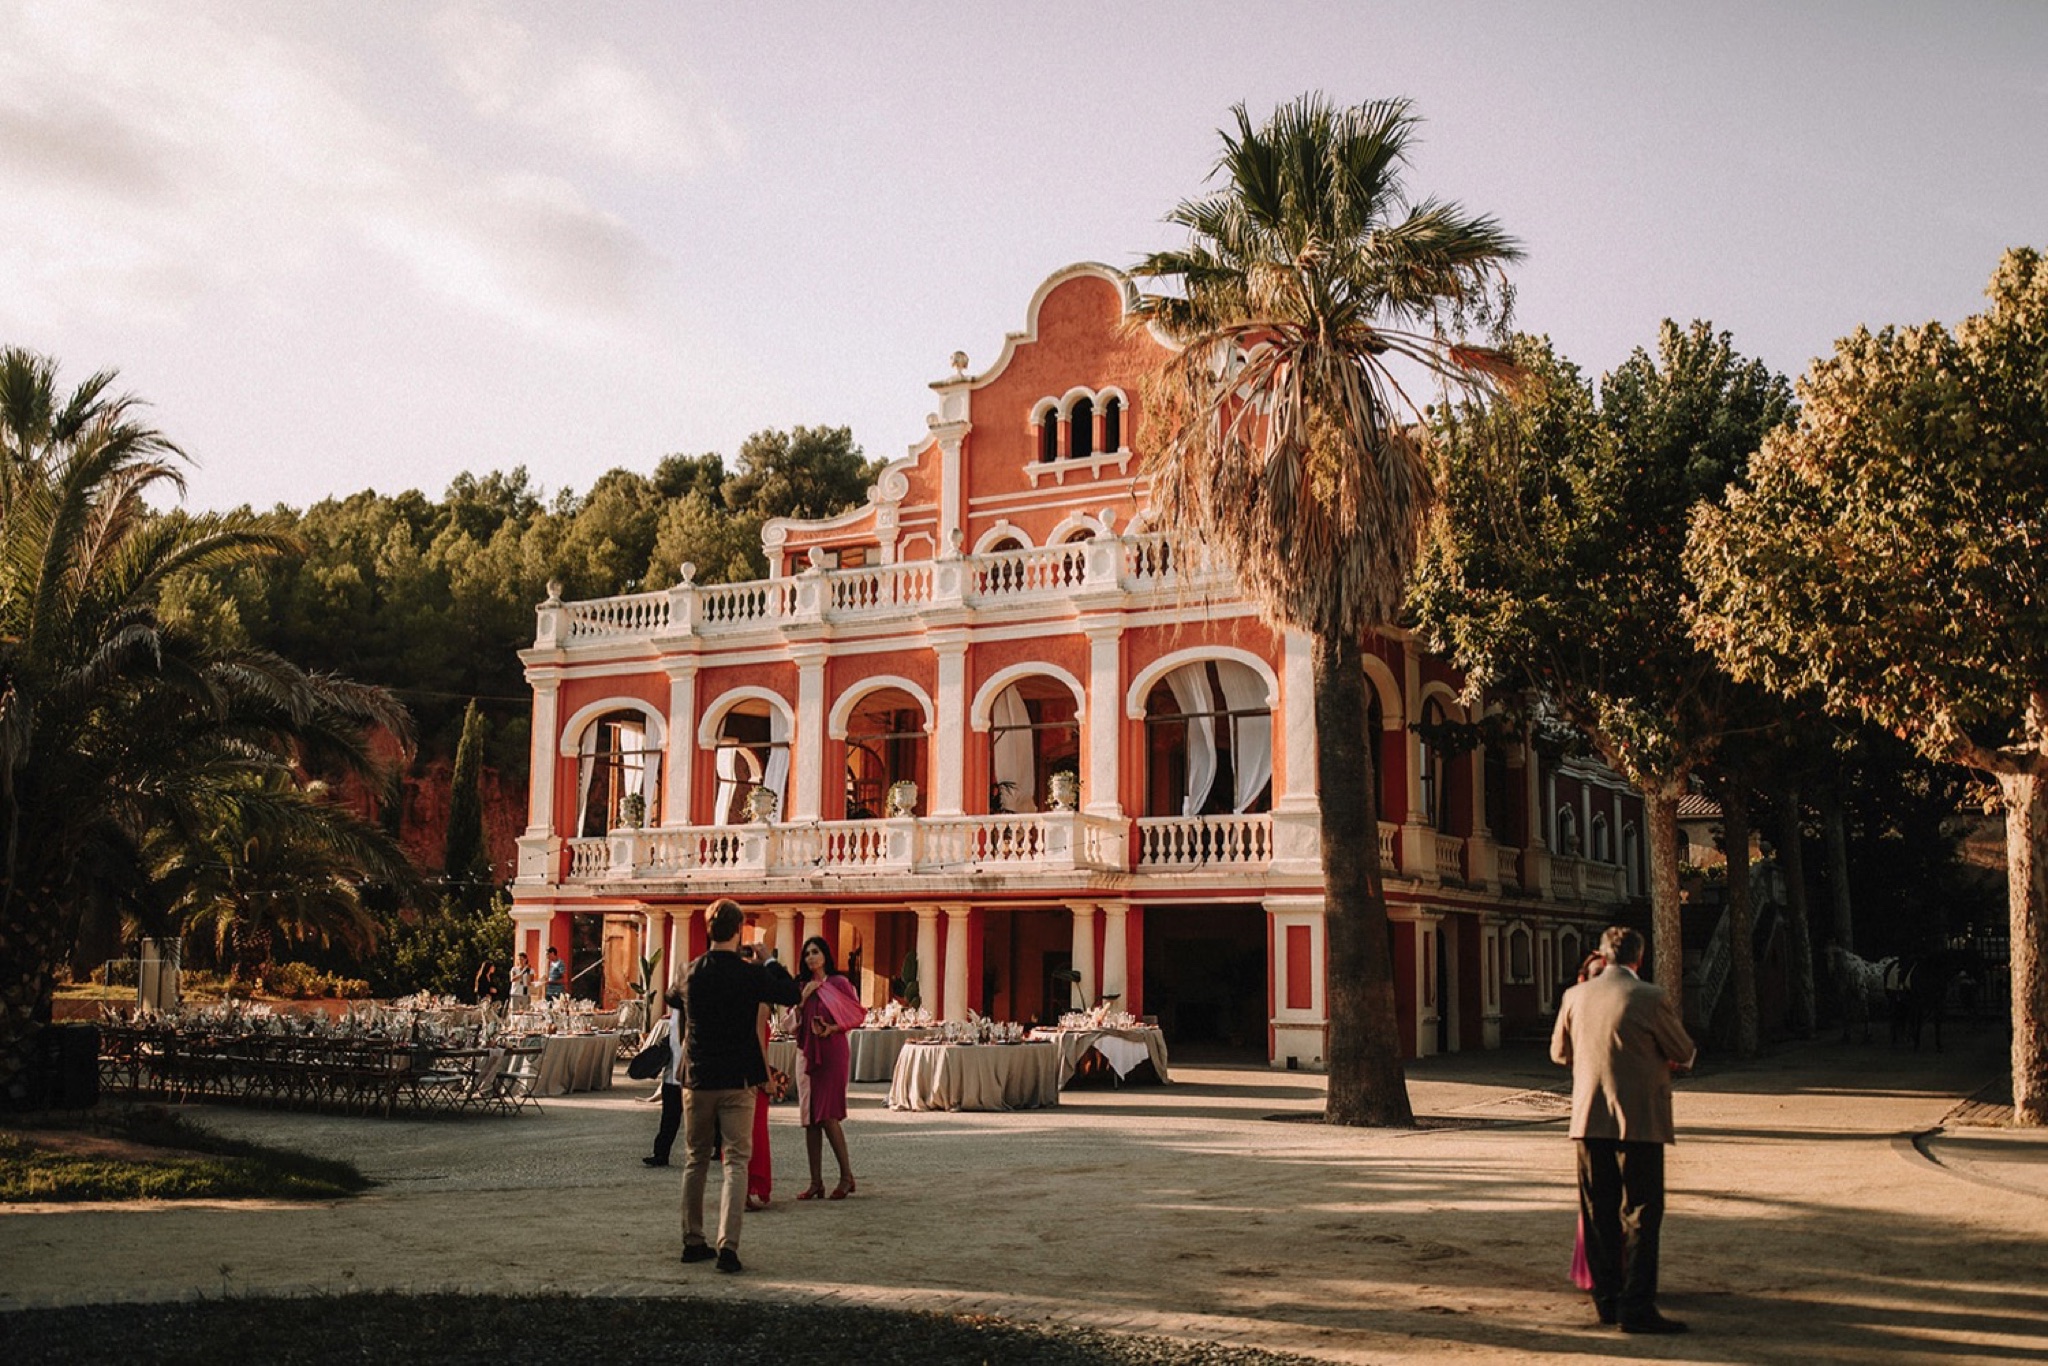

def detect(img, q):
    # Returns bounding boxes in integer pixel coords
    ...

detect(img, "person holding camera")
[674,899,801,1274]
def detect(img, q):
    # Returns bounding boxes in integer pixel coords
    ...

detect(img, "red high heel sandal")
[828,1177,856,1200]
[796,1184,826,1201]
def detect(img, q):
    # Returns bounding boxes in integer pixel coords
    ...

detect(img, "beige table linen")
[886,1041,1060,1111]
[1046,1026,1171,1087]
[528,1033,618,1095]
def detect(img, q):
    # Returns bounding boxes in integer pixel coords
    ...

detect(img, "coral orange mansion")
[511,264,1645,1065]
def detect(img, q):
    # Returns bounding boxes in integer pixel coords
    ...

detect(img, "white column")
[1068,902,1099,1008]
[791,644,828,820]
[932,632,968,817]
[1085,624,1123,816]
[663,664,697,826]
[525,673,561,835]
[1414,912,1440,1058]
[668,915,690,986]
[914,905,940,1015]
[1276,629,1317,809]
[1099,902,1130,1004]
[1480,916,1503,1049]
[797,906,823,956]
[932,419,969,552]
[942,903,972,1022]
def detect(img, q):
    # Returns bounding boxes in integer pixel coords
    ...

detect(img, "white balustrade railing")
[1134,815,1274,869]
[966,543,1089,602]
[643,828,749,873]
[1379,821,1399,869]
[564,591,670,641]
[829,562,935,615]
[697,579,792,628]
[1495,844,1523,888]
[565,838,609,880]
[1434,832,1465,881]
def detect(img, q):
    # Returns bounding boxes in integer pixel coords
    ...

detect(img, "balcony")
[534,534,1229,649]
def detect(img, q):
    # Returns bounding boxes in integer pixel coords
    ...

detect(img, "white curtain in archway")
[575,726,600,836]
[711,745,742,827]
[763,707,791,807]
[1215,661,1271,813]
[990,686,1037,812]
[1166,664,1218,816]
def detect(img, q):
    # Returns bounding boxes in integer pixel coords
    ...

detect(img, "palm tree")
[0,346,416,1103]
[1133,96,1521,1126]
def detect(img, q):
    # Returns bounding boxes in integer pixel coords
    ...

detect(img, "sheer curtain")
[1165,664,1218,816]
[763,708,791,809]
[575,727,600,836]
[711,745,742,827]
[1216,662,1272,813]
[990,687,1038,812]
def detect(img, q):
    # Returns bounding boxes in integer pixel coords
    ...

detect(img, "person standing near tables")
[508,952,533,1006]
[794,935,862,1201]
[1551,925,1696,1335]
[644,986,686,1167]
[544,945,566,1000]
[677,899,801,1274]
[473,959,501,1007]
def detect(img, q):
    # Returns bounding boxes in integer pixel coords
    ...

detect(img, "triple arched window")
[1032,389,1127,463]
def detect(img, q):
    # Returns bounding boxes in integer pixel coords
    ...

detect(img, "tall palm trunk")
[1723,787,1760,1057]
[1776,785,1817,1037]
[1317,633,1412,1126]
[1643,781,1686,1014]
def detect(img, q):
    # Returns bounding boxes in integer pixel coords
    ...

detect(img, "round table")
[886,1041,1060,1112]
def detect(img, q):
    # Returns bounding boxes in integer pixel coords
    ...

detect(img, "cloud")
[427,3,741,175]
[0,0,677,336]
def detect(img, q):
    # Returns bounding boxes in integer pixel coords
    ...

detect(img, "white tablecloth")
[1044,1027,1171,1087]
[886,1041,1060,1112]
[528,1032,618,1095]
[848,1027,932,1082]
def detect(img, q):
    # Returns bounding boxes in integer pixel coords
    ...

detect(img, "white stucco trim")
[1124,647,1279,719]
[1361,652,1404,727]
[969,663,1088,731]
[828,675,937,740]
[1046,511,1110,544]
[695,685,797,748]
[1417,679,1467,722]
[941,263,1150,392]
[972,519,1033,553]
[558,697,667,757]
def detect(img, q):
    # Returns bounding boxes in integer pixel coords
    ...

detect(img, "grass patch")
[0,1106,368,1203]
[0,1293,1325,1365]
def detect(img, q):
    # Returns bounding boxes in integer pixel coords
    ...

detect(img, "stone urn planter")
[886,779,920,817]
[744,784,778,823]
[1047,769,1080,812]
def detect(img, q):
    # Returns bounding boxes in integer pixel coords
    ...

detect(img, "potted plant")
[744,784,778,823]
[617,791,646,829]
[1047,765,1080,812]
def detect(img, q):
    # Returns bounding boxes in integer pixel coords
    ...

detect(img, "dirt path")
[5,1031,2044,1364]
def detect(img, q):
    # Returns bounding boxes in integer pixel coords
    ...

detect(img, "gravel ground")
[0,1293,1324,1366]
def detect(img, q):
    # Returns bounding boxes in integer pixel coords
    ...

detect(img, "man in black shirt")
[678,897,801,1273]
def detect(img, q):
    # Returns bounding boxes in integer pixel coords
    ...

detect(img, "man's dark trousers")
[1577,1137,1665,1322]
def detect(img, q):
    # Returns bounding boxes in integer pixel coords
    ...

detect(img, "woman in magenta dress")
[794,935,861,1200]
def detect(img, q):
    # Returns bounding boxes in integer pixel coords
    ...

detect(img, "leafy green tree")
[0,348,416,1101]
[1414,326,1793,1026]
[1134,94,1521,1125]
[1686,247,2048,1122]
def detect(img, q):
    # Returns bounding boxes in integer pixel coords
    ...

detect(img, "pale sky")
[3,1,2043,514]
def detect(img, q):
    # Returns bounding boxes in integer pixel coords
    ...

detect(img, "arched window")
[1038,414,1058,464]
[1419,697,1449,833]
[1506,923,1534,984]
[1070,397,1095,459]
[1590,813,1611,863]
[986,678,1080,812]
[1102,396,1122,452]
[842,688,927,819]
[576,710,662,836]
[1142,660,1273,817]
[708,698,790,826]
[1622,822,1643,895]
[1558,927,1582,981]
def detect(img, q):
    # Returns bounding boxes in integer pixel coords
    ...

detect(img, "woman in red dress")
[794,935,861,1200]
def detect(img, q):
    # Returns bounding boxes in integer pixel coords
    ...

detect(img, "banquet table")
[886,1041,1060,1112]
[767,1037,798,1088]
[1043,1026,1171,1088]
[527,1032,618,1095]
[848,1027,932,1082]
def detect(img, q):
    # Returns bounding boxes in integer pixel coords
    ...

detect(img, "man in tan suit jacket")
[1551,925,1696,1334]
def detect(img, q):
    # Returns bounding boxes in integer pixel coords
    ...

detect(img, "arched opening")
[1556,805,1580,857]
[1102,396,1122,452]
[1142,660,1273,817]
[1590,812,1611,863]
[1038,414,1058,464]
[1419,697,1449,833]
[1507,923,1533,983]
[575,710,662,836]
[709,698,791,825]
[842,687,928,819]
[1070,397,1095,459]
[985,676,1081,812]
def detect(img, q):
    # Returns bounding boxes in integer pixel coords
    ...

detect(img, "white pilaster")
[914,905,940,1015]
[1099,902,1130,1004]
[1266,894,1328,1068]
[1480,916,1503,1049]
[942,903,971,1022]
[1068,902,1099,1008]
[932,632,969,817]
[525,673,560,835]
[663,664,697,826]
[1084,624,1123,817]
[1414,912,1442,1058]
[791,644,828,820]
